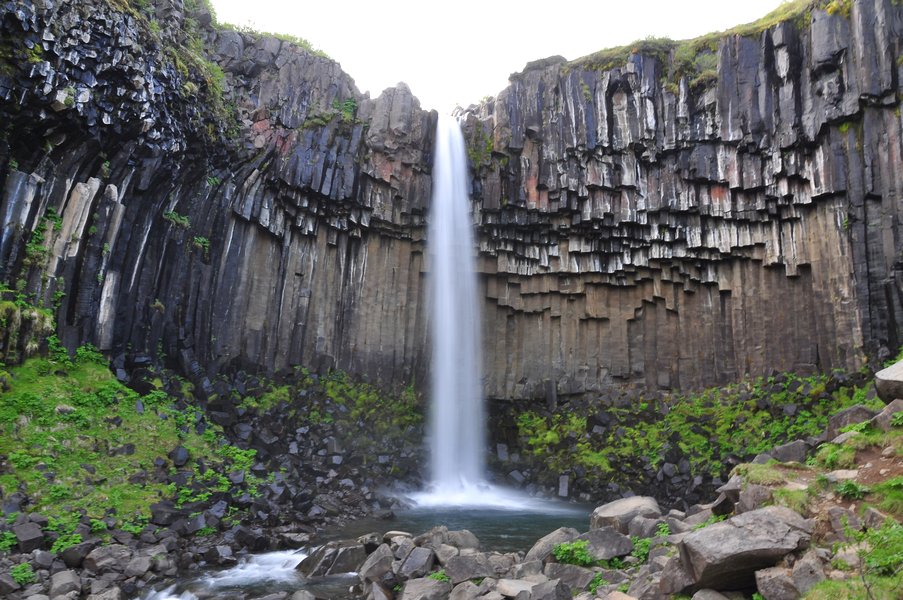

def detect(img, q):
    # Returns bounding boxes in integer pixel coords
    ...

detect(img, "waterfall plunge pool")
[139,500,589,600]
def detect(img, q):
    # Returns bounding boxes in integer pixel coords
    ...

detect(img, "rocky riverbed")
[1,393,899,600]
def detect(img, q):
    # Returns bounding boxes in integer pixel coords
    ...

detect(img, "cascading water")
[411,116,581,512]
[425,114,486,498]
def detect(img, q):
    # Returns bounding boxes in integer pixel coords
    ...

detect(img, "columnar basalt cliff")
[1,0,901,401]
[463,0,903,399]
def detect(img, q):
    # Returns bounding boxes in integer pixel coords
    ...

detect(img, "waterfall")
[426,115,486,495]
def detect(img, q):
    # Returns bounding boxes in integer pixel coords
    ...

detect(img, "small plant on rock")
[428,570,451,582]
[0,531,17,552]
[588,572,608,594]
[552,539,596,567]
[631,536,652,562]
[11,563,36,585]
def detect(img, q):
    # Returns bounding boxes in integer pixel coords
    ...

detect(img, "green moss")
[569,0,814,91]
[514,371,880,491]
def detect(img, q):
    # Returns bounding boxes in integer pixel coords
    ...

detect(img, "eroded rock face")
[1,0,902,400]
[463,0,903,398]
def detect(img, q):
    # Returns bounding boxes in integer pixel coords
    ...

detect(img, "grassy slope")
[0,343,257,539]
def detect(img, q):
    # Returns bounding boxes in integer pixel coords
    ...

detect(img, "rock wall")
[1,0,901,400]
[463,0,903,398]
[0,0,434,391]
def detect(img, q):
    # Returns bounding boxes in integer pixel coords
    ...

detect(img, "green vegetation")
[567,0,819,92]
[835,480,869,500]
[631,536,652,563]
[515,371,881,491]
[805,520,903,599]
[465,126,494,166]
[10,563,35,585]
[192,236,210,256]
[301,98,360,129]
[552,539,595,567]
[427,570,451,583]
[163,210,190,228]
[0,287,272,539]
[0,531,17,552]
[812,443,857,469]
[588,573,608,594]
[692,514,728,530]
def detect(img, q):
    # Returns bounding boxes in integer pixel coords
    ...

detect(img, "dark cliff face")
[462,0,903,398]
[0,0,435,392]
[0,0,901,399]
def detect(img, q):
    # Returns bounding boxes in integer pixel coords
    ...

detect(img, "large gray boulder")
[578,527,633,560]
[359,543,394,582]
[870,398,903,431]
[677,506,812,590]
[590,497,661,533]
[83,544,132,574]
[754,567,798,600]
[875,360,903,402]
[524,527,580,563]
[13,522,44,553]
[49,570,80,597]
[297,540,367,577]
[399,546,436,579]
[825,405,879,439]
[444,553,495,585]
[400,577,453,600]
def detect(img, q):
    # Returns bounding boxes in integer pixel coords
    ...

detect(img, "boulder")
[869,398,903,431]
[84,544,132,574]
[678,507,812,589]
[50,570,81,597]
[449,580,482,600]
[399,546,436,579]
[577,527,633,560]
[754,567,798,600]
[444,553,495,584]
[790,551,825,595]
[359,543,394,582]
[61,541,95,568]
[737,484,772,514]
[529,578,571,600]
[544,562,596,591]
[297,540,367,577]
[87,589,123,600]
[524,527,580,563]
[874,360,903,402]
[590,497,661,533]
[13,521,44,552]
[447,529,480,550]
[400,577,453,600]
[496,578,535,597]
[768,440,809,464]
[826,405,879,439]
[124,555,152,577]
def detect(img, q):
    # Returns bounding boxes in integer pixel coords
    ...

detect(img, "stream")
[138,502,589,600]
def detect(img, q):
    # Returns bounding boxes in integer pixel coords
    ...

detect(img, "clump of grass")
[732,462,788,485]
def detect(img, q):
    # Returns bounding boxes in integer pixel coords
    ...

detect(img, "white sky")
[210,0,787,113]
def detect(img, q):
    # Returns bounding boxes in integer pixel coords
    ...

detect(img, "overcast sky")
[210,0,787,113]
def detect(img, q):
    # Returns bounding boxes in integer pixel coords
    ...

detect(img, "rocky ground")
[287,399,903,600]
[1,375,900,600]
